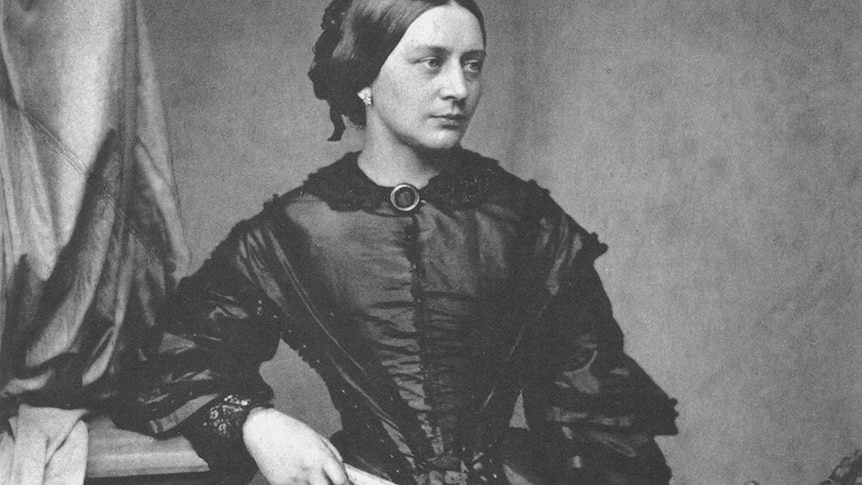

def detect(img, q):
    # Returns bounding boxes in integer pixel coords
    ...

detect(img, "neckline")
[355,157,442,191]
[302,148,501,212]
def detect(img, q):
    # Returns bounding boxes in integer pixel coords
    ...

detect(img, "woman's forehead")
[396,4,485,53]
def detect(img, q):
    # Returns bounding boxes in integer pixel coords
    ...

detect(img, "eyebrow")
[408,45,487,59]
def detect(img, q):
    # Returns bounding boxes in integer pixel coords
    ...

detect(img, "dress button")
[390,184,421,212]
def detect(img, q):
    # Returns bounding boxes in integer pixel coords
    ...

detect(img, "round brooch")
[389,183,421,212]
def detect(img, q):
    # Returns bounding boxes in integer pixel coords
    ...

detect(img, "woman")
[116,1,678,484]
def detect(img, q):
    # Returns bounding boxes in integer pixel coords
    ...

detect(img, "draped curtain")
[0,0,188,482]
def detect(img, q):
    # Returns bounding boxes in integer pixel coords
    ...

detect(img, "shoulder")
[452,150,608,261]
[453,152,610,291]
[426,148,551,213]
[206,183,332,263]
[453,149,560,222]
[464,151,608,265]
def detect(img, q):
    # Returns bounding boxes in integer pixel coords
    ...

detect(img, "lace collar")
[302,148,502,211]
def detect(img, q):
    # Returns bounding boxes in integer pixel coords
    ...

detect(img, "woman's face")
[361,3,485,154]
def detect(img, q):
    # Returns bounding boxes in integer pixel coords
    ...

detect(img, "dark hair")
[309,0,486,141]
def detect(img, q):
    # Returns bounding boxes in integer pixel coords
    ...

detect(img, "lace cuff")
[181,393,273,485]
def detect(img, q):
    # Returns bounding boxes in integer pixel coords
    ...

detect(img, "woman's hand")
[242,407,348,485]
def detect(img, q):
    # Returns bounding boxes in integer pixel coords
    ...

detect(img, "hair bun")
[321,0,352,32]
[310,0,353,141]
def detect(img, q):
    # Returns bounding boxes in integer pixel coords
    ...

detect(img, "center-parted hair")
[308,0,486,141]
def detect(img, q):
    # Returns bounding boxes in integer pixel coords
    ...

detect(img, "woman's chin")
[413,131,467,153]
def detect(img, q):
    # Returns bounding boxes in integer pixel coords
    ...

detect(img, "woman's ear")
[358,87,373,107]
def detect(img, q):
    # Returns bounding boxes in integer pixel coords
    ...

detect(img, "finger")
[321,437,343,462]
[323,458,349,485]
[309,470,332,485]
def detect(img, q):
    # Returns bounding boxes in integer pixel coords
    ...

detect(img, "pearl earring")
[361,93,372,106]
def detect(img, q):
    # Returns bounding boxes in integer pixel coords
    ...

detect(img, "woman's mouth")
[433,114,467,126]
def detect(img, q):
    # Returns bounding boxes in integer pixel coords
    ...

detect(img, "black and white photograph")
[0,1,859,484]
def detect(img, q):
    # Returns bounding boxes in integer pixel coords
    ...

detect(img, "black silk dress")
[114,149,678,485]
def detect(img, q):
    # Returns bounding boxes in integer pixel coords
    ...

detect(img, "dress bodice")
[285,152,532,470]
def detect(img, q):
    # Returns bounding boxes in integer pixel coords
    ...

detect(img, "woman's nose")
[440,63,469,100]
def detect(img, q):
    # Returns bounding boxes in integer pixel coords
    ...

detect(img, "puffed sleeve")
[113,218,284,483]
[521,192,678,485]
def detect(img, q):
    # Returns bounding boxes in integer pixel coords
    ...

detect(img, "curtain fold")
[0,0,188,482]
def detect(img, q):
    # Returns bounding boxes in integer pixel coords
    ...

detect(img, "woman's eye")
[464,60,483,74]
[422,58,442,69]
